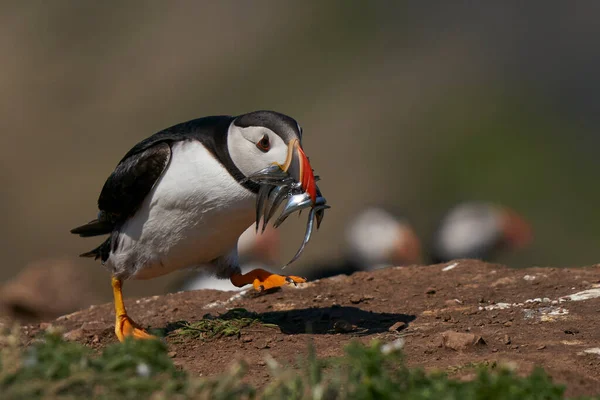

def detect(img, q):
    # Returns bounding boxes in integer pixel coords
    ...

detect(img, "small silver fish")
[247,165,330,269]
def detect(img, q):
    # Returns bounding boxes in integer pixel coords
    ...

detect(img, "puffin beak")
[499,208,533,250]
[281,139,317,204]
[392,226,422,265]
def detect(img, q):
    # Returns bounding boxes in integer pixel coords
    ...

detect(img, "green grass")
[0,325,595,400]
[166,308,278,341]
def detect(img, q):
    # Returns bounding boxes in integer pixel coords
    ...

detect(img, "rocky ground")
[22,260,600,398]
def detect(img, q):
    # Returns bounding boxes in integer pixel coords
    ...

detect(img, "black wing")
[98,141,171,218]
[70,142,171,237]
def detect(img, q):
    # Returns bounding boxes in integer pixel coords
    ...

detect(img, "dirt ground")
[22,260,600,397]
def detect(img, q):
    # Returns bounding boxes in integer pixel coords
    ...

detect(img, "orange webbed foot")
[230,268,306,292]
[115,314,156,342]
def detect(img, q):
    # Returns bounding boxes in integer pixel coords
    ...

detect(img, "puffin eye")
[256,135,270,152]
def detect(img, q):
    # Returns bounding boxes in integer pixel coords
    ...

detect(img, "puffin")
[305,206,422,280]
[71,111,327,341]
[429,202,532,264]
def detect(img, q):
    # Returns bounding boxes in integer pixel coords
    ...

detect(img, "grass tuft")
[168,308,274,340]
[0,325,590,399]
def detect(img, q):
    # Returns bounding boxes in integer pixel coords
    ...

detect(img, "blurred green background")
[1,1,598,302]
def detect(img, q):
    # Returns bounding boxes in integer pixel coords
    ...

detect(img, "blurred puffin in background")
[429,201,532,264]
[175,224,280,292]
[304,206,422,280]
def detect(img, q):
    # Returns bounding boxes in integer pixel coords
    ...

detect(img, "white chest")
[110,140,256,279]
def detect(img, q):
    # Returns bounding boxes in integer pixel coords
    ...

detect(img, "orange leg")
[112,277,155,342]
[230,268,306,292]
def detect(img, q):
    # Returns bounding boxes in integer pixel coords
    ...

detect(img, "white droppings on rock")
[523,275,536,281]
[583,348,600,356]
[136,295,160,305]
[480,302,512,311]
[559,288,600,303]
[523,306,569,321]
[547,307,569,316]
[525,298,543,304]
[442,262,459,272]
[203,290,250,309]
[562,340,583,346]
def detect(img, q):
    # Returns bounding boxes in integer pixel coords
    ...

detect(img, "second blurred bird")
[429,201,532,264]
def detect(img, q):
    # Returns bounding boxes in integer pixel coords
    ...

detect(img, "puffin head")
[431,202,533,263]
[345,207,422,270]
[227,110,328,268]
[227,110,316,203]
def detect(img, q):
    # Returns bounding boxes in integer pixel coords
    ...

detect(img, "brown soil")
[23,260,600,397]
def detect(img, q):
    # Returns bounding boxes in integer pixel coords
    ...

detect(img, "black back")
[99,115,264,222]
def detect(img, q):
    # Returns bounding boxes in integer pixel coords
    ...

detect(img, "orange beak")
[392,226,422,265]
[500,208,533,250]
[281,139,317,204]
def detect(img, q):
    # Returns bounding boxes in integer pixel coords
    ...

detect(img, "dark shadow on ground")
[160,306,416,337]
[259,306,416,335]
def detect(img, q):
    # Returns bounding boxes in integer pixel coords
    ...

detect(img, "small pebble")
[254,340,270,349]
[63,328,85,342]
[388,321,407,332]
[39,322,51,331]
[350,295,362,304]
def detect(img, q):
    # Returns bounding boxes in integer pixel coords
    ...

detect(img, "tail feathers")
[71,219,113,237]
[79,238,111,262]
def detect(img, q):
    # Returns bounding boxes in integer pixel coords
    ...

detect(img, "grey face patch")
[233,110,301,144]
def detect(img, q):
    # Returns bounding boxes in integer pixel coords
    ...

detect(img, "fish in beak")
[245,139,329,268]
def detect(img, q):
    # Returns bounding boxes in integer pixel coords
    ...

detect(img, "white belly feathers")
[108,140,255,280]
